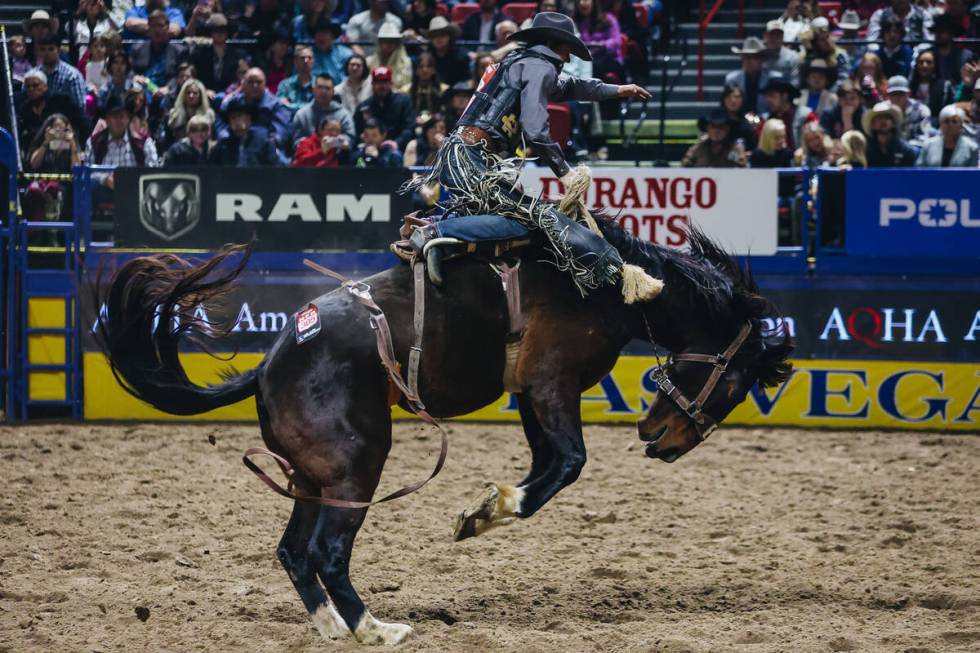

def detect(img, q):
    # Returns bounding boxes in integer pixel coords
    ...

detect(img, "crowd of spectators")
[685,0,980,170]
[5,0,663,213]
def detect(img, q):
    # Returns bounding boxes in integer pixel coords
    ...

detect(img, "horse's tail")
[95,244,260,416]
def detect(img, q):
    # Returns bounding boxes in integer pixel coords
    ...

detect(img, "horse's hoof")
[453,484,522,541]
[354,611,414,646]
[311,602,351,640]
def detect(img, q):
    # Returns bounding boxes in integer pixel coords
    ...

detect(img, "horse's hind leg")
[259,398,351,639]
[277,498,351,639]
[309,502,412,645]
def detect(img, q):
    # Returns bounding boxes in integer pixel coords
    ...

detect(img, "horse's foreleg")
[454,387,584,540]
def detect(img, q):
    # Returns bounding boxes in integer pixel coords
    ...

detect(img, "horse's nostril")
[639,425,667,442]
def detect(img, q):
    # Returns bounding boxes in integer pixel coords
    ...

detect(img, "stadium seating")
[817,1,842,26]
[502,3,537,26]
[451,3,480,25]
[547,103,572,152]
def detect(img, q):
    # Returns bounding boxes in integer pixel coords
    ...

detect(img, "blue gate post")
[0,128,17,419]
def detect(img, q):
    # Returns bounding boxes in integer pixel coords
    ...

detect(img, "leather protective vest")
[458,49,557,147]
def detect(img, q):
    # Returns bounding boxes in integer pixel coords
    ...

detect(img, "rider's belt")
[459,126,499,151]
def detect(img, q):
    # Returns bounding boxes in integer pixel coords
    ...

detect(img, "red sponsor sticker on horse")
[295,303,321,344]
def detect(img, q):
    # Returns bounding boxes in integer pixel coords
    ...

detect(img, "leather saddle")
[391,213,533,285]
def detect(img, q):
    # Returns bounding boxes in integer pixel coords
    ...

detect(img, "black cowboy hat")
[312,16,343,37]
[697,107,732,132]
[507,12,592,62]
[221,96,257,120]
[102,94,129,117]
[932,12,966,36]
[761,76,801,99]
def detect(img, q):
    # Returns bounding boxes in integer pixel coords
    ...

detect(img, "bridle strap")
[656,321,753,439]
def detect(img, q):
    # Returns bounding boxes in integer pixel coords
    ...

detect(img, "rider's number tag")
[295,303,321,344]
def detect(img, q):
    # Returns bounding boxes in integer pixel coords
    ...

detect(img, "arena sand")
[1,422,978,653]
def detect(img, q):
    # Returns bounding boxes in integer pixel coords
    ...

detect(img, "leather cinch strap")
[241,260,448,510]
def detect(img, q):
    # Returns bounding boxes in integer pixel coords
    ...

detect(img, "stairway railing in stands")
[618,17,688,165]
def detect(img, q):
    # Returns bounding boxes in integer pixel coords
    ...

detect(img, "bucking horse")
[97,215,793,645]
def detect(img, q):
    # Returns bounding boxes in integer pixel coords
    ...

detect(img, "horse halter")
[651,321,753,441]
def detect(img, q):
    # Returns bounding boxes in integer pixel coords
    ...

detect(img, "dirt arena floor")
[1,421,978,653]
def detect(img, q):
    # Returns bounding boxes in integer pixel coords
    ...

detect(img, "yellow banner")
[83,352,980,431]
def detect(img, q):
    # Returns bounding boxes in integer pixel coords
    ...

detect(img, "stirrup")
[425,244,443,285]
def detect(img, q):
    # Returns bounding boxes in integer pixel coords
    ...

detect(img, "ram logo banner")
[846,168,980,256]
[114,167,411,249]
[139,173,200,241]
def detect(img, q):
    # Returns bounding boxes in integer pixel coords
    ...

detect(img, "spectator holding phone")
[292,117,351,167]
[27,114,82,173]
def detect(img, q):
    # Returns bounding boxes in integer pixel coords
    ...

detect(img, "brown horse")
[97,219,793,645]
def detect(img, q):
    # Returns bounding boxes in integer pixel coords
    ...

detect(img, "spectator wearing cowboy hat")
[210,97,284,166]
[871,12,913,79]
[427,16,470,87]
[190,13,245,93]
[462,0,507,44]
[725,37,780,115]
[312,18,354,84]
[84,94,159,195]
[346,0,403,57]
[761,76,800,150]
[800,17,850,90]
[886,75,934,146]
[354,66,417,149]
[682,108,747,168]
[868,0,933,43]
[862,100,917,166]
[367,23,413,92]
[915,104,979,166]
[925,13,976,87]
[835,10,865,63]
[23,10,61,66]
[794,59,837,142]
[762,20,799,85]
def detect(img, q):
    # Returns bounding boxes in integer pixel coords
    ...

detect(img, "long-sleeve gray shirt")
[513,45,619,177]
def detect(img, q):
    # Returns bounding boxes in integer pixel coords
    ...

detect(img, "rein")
[647,319,753,441]
[242,260,448,510]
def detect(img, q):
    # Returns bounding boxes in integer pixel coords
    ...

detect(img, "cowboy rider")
[408,12,658,298]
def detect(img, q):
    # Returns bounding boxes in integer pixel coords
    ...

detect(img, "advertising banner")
[845,168,980,256]
[82,353,980,431]
[519,167,779,255]
[113,167,413,250]
[762,286,980,362]
[82,273,980,363]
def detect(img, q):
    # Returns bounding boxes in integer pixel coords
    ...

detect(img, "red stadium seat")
[634,2,648,27]
[547,103,572,153]
[818,1,842,26]
[436,2,448,17]
[450,3,480,25]
[502,3,537,25]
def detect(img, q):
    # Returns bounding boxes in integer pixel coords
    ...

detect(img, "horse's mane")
[595,215,794,387]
